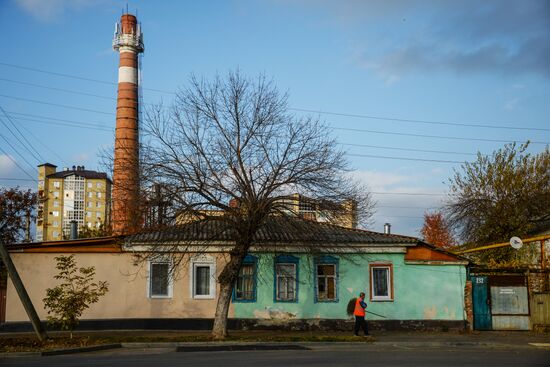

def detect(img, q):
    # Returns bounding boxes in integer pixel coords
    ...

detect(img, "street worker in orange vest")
[353,292,369,336]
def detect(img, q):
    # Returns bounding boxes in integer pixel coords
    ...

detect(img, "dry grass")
[0,330,374,353]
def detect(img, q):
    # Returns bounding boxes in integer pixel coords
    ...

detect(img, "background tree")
[0,187,37,245]
[43,255,109,338]
[446,143,550,263]
[78,222,108,239]
[0,187,37,290]
[420,211,456,249]
[98,145,175,231]
[142,71,374,338]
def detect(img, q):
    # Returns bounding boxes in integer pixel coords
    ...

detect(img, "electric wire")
[334,126,549,145]
[3,92,544,145]
[1,62,548,132]
[0,106,44,162]
[0,94,115,116]
[10,115,113,132]
[0,146,36,181]
[10,114,71,167]
[0,177,36,181]
[346,153,464,164]
[342,143,480,157]
[290,107,550,132]
[0,61,174,94]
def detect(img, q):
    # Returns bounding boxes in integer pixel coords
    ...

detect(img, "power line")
[10,115,113,132]
[0,94,115,116]
[1,62,548,133]
[346,153,464,164]
[0,61,174,94]
[0,177,36,182]
[342,142,480,156]
[0,77,115,101]
[0,106,44,162]
[0,77,154,108]
[4,91,544,145]
[371,191,445,196]
[291,107,550,132]
[7,113,71,167]
[0,132,37,173]
[334,126,548,145]
[7,111,112,129]
[0,146,35,181]
[378,215,425,219]
[378,205,438,210]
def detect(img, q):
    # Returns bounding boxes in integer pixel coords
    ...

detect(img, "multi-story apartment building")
[36,163,112,241]
[177,193,357,229]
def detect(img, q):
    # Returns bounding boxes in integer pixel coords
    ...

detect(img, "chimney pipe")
[112,12,144,235]
[384,223,391,234]
[70,220,78,240]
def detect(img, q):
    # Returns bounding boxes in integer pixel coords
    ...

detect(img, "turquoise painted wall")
[232,253,466,321]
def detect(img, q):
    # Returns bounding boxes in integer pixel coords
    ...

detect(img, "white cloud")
[504,97,520,111]
[14,0,100,22]
[349,169,447,236]
[72,152,90,162]
[0,154,17,174]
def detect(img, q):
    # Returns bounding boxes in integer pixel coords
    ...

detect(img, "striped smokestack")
[112,13,144,235]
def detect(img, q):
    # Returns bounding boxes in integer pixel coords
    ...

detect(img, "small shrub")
[43,255,109,338]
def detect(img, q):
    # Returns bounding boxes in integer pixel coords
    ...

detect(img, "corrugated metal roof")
[125,217,419,246]
[47,169,111,182]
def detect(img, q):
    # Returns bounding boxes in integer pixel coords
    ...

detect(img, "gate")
[471,276,492,330]
[489,275,529,330]
[530,293,550,331]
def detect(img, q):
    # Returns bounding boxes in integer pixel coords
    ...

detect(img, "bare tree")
[141,71,374,339]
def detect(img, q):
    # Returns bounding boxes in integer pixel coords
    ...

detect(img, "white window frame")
[148,261,173,299]
[190,255,216,299]
[370,264,393,301]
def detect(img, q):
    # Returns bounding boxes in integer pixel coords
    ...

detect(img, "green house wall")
[232,253,466,321]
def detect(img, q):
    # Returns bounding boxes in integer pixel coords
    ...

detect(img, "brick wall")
[464,280,473,330]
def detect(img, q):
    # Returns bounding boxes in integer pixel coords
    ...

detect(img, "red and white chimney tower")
[112,13,144,235]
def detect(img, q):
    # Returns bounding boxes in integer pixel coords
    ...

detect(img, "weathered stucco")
[232,253,466,322]
[6,251,465,325]
[6,252,232,322]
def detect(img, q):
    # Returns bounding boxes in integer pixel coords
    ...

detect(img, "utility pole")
[0,226,48,341]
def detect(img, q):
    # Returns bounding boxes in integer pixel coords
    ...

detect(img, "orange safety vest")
[354,297,366,317]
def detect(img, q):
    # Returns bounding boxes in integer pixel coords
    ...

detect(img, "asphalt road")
[2,344,549,367]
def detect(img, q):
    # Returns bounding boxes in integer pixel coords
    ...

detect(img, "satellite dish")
[510,236,523,250]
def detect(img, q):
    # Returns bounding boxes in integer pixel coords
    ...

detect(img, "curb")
[177,344,310,352]
[41,343,122,356]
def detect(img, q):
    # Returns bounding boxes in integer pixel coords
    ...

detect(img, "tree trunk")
[211,281,233,339]
[211,250,247,339]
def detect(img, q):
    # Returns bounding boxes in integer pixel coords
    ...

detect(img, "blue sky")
[0,0,549,237]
